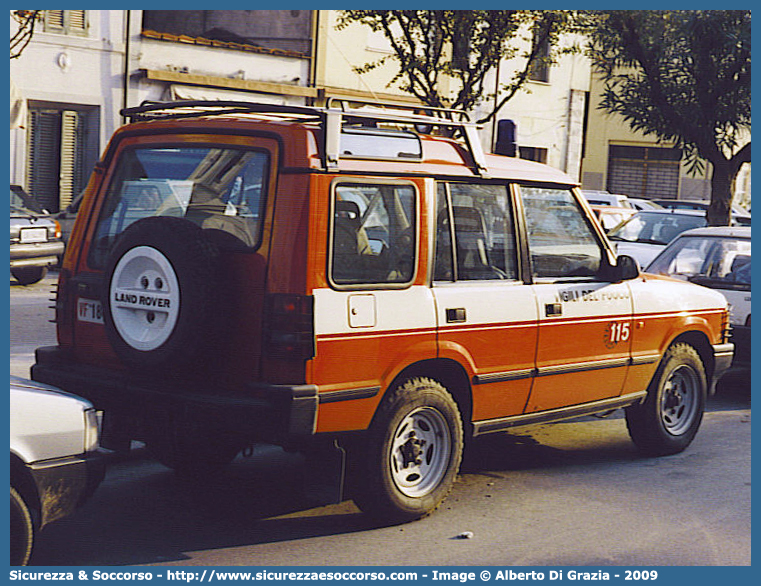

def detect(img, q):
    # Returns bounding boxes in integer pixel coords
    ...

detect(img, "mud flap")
[302,440,346,506]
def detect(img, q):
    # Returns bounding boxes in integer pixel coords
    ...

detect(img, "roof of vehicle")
[670,225,751,239]
[582,191,632,207]
[653,198,751,217]
[113,100,578,186]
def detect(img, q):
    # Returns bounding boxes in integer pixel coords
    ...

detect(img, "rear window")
[88,146,269,269]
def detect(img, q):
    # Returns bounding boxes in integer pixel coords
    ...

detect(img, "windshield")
[607,212,706,245]
[10,187,43,215]
[646,235,751,291]
[88,145,269,269]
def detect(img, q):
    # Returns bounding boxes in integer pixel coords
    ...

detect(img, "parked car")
[607,209,709,268]
[646,226,751,369]
[589,204,637,232]
[628,198,664,211]
[10,376,107,565]
[55,190,85,248]
[32,99,733,525]
[10,185,65,284]
[653,199,751,226]
[582,190,634,208]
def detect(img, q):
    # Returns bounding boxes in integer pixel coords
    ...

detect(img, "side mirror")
[613,254,640,281]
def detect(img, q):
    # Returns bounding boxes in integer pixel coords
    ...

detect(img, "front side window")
[435,182,518,281]
[330,183,416,286]
[89,146,268,269]
[519,186,602,279]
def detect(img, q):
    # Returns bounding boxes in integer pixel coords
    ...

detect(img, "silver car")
[10,377,108,565]
[10,185,65,285]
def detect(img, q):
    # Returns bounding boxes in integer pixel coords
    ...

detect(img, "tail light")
[52,219,62,240]
[263,293,315,360]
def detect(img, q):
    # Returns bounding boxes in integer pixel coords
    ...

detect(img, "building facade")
[11,10,602,213]
[10,10,126,212]
[580,72,751,207]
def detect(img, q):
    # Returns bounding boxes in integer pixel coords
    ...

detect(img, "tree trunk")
[706,162,735,227]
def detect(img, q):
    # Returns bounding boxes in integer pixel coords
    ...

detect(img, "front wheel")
[350,378,463,524]
[10,486,35,566]
[625,343,707,456]
[11,267,47,285]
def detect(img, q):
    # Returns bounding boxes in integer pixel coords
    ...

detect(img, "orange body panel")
[438,323,537,420]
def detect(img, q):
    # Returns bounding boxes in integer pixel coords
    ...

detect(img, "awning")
[10,76,27,129]
[168,83,292,105]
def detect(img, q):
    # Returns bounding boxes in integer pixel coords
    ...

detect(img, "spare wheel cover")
[109,245,181,351]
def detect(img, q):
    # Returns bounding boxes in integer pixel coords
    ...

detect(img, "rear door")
[69,133,279,374]
[518,185,633,412]
[432,181,538,422]
[311,177,438,433]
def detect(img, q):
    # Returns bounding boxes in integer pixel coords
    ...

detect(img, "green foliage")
[585,10,751,178]
[336,10,582,122]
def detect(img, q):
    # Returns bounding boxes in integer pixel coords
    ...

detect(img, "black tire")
[102,217,220,369]
[11,266,47,285]
[10,486,35,566]
[625,343,707,456]
[149,432,241,478]
[350,378,463,524]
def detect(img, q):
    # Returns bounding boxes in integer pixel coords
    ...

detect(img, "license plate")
[78,299,104,324]
[20,227,47,243]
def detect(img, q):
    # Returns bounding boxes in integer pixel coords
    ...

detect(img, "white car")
[10,376,107,565]
[646,226,751,369]
[607,209,708,268]
[628,198,664,211]
[582,190,633,208]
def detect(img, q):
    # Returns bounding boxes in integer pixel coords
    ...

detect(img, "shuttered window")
[607,145,682,199]
[26,108,87,212]
[43,10,87,36]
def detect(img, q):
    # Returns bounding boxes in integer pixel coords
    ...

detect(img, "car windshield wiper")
[633,238,666,245]
[687,275,750,290]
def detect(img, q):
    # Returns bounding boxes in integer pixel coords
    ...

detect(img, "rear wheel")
[626,343,707,456]
[10,486,35,566]
[350,378,463,524]
[149,431,241,478]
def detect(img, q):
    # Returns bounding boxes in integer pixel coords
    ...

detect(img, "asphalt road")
[10,272,752,567]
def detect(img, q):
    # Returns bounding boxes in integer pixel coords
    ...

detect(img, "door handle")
[446,308,467,323]
[545,303,562,317]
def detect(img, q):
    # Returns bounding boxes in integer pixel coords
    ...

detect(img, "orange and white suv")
[32,99,733,524]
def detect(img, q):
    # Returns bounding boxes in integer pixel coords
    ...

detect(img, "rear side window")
[88,146,269,269]
[435,182,518,281]
[330,182,416,286]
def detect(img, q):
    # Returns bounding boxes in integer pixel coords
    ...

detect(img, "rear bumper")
[32,346,319,448]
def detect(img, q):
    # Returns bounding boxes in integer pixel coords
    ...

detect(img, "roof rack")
[120,98,489,176]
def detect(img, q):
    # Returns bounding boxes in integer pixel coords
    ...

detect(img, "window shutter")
[69,10,86,31]
[26,110,62,211]
[46,10,64,29]
[59,110,82,209]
